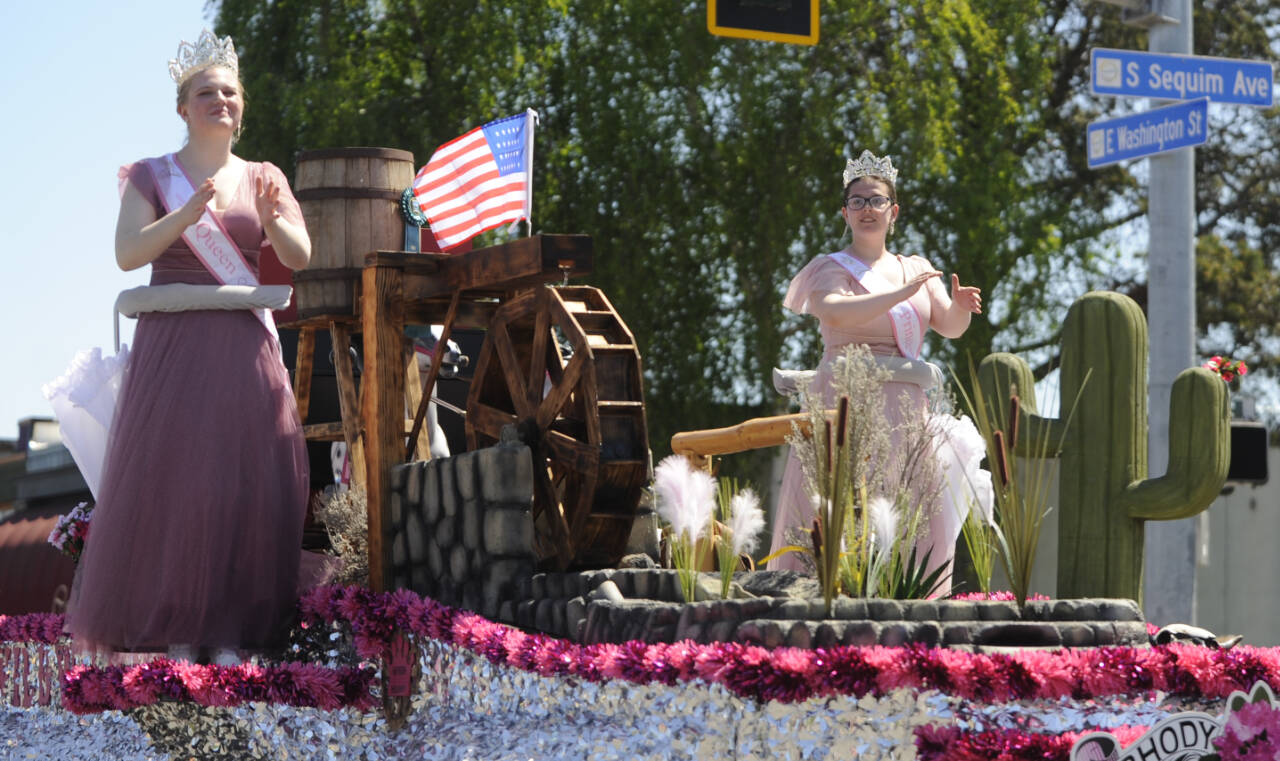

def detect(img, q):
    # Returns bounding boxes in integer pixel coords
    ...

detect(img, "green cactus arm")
[975,353,1067,457]
[1123,367,1230,521]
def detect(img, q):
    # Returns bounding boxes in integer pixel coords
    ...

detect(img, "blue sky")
[0,2,212,436]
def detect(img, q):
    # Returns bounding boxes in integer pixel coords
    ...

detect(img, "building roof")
[0,503,77,615]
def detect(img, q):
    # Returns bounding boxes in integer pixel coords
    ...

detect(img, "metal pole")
[1143,0,1198,627]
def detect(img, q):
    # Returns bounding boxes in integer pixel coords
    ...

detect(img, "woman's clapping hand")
[176,177,216,227]
[254,175,283,227]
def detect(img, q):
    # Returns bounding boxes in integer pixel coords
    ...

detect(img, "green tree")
[214,0,1280,486]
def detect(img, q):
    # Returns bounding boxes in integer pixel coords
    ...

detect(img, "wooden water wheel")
[465,285,649,570]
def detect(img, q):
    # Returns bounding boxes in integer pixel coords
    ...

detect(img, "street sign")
[708,0,818,46]
[1086,98,1208,168]
[1091,48,1274,107]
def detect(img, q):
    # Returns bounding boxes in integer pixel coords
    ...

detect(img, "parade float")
[6,147,1277,761]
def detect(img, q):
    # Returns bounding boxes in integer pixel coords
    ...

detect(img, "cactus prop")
[977,291,1229,603]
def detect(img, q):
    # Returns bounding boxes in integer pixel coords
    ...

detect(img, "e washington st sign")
[1091,47,1274,107]
[1086,97,1208,168]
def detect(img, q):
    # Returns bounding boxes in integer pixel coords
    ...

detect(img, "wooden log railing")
[670,411,836,471]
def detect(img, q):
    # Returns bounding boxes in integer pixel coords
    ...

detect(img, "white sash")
[828,252,924,359]
[141,154,278,341]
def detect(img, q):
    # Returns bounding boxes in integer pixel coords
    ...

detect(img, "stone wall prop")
[386,437,536,622]
[389,444,1150,650]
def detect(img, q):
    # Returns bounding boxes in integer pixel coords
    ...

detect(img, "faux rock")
[482,508,533,558]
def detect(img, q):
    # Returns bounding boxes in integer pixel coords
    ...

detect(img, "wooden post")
[330,321,366,487]
[401,336,433,462]
[361,256,405,593]
[293,326,316,423]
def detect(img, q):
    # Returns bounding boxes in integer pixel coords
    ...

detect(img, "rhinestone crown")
[168,29,239,87]
[842,150,898,187]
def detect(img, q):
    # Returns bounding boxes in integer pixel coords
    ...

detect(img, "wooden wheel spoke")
[469,402,518,442]
[526,295,551,410]
[549,291,590,357]
[536,349,588,430]
[543,429,599,474]
[491,321,535,418]
[565,472,598,538]
[532,459,574,568]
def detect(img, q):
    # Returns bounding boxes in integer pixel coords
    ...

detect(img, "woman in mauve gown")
[768,151,986,595]
[66,31,311,664]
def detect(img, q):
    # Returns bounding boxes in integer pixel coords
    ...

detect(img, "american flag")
[413,110,537,249]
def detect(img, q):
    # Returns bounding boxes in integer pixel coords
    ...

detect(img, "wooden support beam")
[402,336,433,462]
[330,321,366,487]
[304,419,431,442]
[361,261,405,593]
[405,290,460,460]
[367,234,593,302]
[293,326,316,423]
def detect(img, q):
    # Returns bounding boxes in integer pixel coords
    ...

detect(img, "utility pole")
[1140,0,1199,628]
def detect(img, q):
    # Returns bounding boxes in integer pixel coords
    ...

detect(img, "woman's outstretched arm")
[806,268,941,330]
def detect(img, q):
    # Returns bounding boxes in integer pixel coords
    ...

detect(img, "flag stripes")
[412,112,533,249]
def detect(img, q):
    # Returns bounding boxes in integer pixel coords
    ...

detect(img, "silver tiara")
[168,29,239,87]
[842,150,898,186]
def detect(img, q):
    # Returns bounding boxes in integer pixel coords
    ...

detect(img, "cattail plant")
[954,358,1088,607]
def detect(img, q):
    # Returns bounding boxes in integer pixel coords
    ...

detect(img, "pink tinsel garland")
[292,584,1280,705]
[0,613,65,644]
[59,660,377,715]
[4,587,1280,714]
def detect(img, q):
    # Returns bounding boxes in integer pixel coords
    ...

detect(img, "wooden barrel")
[293,147,416,319]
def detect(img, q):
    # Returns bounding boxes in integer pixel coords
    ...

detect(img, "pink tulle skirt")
[65,308,308,652]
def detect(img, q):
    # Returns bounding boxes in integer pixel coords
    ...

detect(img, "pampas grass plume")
[728,488,764,557]
[868,496,898,558]
[654,455,716,542]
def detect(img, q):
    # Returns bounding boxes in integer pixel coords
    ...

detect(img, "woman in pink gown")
[768,151,983,593]
[66,32,312,661]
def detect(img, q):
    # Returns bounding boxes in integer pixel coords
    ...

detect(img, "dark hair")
[842,176,897,205]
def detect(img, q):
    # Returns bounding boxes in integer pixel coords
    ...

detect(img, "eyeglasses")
[845,195,892,211]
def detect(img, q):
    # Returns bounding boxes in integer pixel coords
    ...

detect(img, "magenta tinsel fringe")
[951,591,1051,602]
[0,613,65,644]
[5,587,1280,713]
[60,660,377,715]
[913,724,1151,761]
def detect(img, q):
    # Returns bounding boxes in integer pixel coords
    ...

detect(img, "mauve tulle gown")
[768,253,964,587]
[65,159,309,652]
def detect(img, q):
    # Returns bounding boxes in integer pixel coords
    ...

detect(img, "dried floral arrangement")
[312,486,369,588]
[766,345,973,611]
